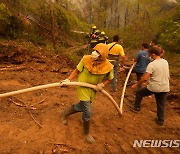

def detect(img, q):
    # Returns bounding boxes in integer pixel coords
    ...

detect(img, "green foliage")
[6,16,25,38]
[165,51,180,77]
[56,6,71,33]
[0,3,25,38]
[0,3,12,21]
[158,5,180,53]
[55,6,89,34]
[0,3,12,35]
[70,14,89,32]
[25,29,44,45]
[0,0,89,47]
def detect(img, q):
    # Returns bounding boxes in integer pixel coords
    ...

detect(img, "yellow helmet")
[92,25,96,29]
[101,31,105,35]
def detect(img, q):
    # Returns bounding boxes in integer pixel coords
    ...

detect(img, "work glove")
[61,79,70,87]
[96,83,105,92]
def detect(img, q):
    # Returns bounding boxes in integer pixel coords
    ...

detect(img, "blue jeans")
[73,101,92,122]
[111,61,118,91]
[134,87,167,122]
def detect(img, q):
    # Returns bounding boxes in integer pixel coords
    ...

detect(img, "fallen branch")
[11,100,25,107]
[172,107,180,109]
[0,82,121,116]
[0,66,26,71]
[9,97,42,128]
[10,97,37,109]
[27,107,43,128]
[120,63,135,114]
[0,64,26,68]
[38,99,45,104]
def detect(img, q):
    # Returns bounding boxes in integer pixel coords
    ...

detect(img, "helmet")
[92,25,96,29]
[95,30,100,35]
[101,31,105,35]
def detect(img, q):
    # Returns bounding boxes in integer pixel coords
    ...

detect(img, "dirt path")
[0,45,179,153]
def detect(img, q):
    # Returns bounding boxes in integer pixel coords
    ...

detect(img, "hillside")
[0,40,179,153]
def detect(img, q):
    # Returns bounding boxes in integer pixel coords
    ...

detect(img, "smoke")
[166,0,178,6]
[161,0,178,11]
[166,0,177,3]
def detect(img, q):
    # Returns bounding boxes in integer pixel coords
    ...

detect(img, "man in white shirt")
[131,46,170,126]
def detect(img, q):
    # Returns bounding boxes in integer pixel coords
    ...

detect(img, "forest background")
[0,0,179,54]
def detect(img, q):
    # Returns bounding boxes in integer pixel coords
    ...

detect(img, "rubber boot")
[83,121,95,144]
[60,106,77,125]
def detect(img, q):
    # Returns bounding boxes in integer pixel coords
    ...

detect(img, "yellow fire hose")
[0,82,121,116]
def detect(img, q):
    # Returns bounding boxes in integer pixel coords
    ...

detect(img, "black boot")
[83,121,95,144]
[60,106,77,125]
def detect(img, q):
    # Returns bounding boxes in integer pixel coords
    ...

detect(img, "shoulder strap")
[109,42,118,51]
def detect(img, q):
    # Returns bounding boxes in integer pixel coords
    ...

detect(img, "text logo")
[133,140,180,148]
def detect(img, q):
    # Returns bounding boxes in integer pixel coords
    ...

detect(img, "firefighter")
[90,29,100,49]
[107,35,126,92]
[98,31,108,44]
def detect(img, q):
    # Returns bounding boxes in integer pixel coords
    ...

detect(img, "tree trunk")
[114,0,118,30]
[137,0,140,20]
[89,0,93,24]
[124,6,129,32]
[141,10,147,43]
[50,2,56,49]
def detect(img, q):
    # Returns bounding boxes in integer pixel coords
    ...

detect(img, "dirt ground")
[0,42,179,153]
